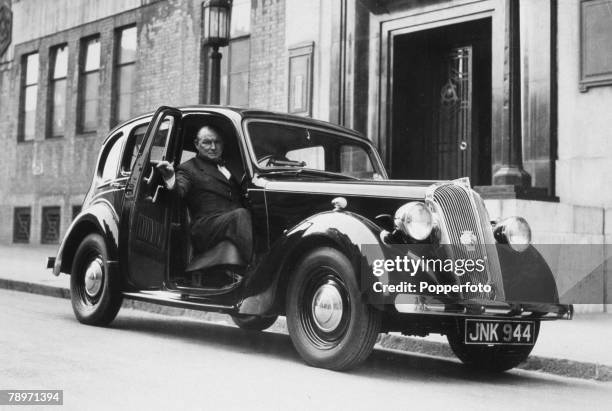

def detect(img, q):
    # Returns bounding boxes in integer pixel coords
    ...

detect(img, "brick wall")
[0,0,292,244]
[249,0,286,111]
[0,60,15,242]
[0,0,204,243]
[137,0,201,109]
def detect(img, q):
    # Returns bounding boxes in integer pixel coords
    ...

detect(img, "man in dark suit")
[156,126,252,280]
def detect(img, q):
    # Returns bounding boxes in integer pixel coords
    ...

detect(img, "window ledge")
[76,130,98,138]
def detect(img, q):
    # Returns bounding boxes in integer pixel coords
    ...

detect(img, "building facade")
[0,0,610,309]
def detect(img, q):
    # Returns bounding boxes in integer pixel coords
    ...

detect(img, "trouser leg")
[191,208,253,263]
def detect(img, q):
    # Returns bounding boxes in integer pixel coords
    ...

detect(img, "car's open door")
[122,106,182,289]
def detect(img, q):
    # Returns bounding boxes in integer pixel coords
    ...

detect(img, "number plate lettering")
[464,320,535,345]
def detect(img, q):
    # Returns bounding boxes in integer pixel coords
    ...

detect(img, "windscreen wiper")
[259,168,360,180]
[267,159,306,167]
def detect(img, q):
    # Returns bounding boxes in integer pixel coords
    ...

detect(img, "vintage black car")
[49,106,572,372]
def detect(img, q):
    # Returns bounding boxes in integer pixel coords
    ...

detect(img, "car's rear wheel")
[446,319,540,372]
[70,233,122,326]
[286,247,381,371]
[231,314,278,331]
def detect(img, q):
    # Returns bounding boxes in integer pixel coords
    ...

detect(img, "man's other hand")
[156,161,175,180]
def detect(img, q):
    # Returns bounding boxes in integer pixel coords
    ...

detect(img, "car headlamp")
[394,202,433,241]
[494,216,532,252]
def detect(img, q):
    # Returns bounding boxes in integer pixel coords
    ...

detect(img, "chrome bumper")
[394,294,573,320]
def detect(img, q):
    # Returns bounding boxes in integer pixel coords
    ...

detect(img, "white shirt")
[164,164,231,189]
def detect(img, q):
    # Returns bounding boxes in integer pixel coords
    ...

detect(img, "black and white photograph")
[0,0,611,409]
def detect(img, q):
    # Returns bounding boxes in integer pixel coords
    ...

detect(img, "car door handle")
[109,182,125,189]
[144,168,155,185]
[125,183,135,197]
[152,185,164,203]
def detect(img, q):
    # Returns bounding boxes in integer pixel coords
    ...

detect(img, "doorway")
[391,18,491,184]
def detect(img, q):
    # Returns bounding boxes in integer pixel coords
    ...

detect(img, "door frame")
[374,0,503,177]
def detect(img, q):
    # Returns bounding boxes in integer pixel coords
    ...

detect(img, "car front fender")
[240,211,435,315]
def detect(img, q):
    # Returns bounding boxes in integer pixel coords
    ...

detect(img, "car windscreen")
[246,121,383,180]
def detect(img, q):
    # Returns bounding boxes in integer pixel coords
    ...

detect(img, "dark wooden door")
[391,19,491,184]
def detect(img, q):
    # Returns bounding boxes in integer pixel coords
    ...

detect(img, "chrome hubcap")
[311,283,344,332]
[84,257,103,297]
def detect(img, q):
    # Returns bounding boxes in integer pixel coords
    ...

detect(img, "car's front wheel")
[286,247,381,371]
[70,233,122,326]
[231,314,278,331]
[446,319,540,372]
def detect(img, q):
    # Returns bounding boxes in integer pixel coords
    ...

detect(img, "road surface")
[1,289,611,411]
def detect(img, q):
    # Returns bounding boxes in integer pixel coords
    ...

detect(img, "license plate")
[464,319,535,345]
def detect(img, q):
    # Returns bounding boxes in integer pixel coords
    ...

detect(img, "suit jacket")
[174,156,244,224]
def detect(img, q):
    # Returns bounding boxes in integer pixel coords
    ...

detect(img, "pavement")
[1,244,611,382]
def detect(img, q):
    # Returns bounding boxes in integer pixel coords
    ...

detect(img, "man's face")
[195,127,224,161]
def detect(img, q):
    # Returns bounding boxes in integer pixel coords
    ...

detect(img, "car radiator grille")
[431,183,505,301]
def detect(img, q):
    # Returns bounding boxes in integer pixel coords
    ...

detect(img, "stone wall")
[556,0,612,208]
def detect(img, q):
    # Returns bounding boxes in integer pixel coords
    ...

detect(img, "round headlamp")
[494,216,532,252]
[394,202,433,241]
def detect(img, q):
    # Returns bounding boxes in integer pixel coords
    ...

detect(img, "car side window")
[121,123,149,175]
[339,145,375,178]
[99,133,125,182]
[150,117,174,163]
[286,146,324,170]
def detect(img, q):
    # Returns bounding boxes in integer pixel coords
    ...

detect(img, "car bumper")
[394,294,573,320]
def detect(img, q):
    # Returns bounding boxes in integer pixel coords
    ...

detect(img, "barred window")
[72,205,82,220]
[19,53,39,142]
[114,26,137,125]
[49,44,68,138]
[13,207,31,243]
[79,36,100,133]
[41,206,61,244]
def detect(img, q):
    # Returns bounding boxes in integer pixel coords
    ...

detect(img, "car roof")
[105,105,366,145]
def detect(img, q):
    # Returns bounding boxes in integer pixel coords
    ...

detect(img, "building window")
[114,26,137,125]
[579,0,612,91]
[13,207,31,243]
[19,52,39,142]
[72,205,82,220]
[220,0,250,106]
[79,36,101,133]
[48,44,68,138]
[41,206,61,244]
[288,42,314,116]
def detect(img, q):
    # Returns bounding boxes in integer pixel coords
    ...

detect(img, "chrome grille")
[429,183,505,301]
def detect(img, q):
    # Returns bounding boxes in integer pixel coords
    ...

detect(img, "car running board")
[123,290,236,314]
[171,281,242,296]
